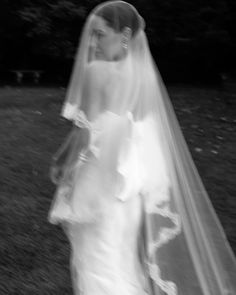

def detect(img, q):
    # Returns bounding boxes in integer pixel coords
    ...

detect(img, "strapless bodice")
[73,109,136,158]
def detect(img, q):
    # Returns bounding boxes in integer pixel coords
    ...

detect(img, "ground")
[0,85,235,294]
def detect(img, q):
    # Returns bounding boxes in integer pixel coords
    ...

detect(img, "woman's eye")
[96,31,104,39]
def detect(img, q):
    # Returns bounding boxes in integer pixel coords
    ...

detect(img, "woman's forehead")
[90,15,109,32]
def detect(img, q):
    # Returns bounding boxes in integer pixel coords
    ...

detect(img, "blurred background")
[0,0,235,85]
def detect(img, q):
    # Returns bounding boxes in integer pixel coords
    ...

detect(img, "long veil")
[53,1,236,294]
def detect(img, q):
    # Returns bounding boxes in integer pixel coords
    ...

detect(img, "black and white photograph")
[0,1,236,294]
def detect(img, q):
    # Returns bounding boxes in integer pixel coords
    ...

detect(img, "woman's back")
[85,55,135,118]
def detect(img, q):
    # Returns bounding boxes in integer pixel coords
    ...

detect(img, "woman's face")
[90,15,126,61]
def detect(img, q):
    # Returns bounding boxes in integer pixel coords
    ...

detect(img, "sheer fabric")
[48,1,236,295]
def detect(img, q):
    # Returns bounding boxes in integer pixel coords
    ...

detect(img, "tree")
[0,0,235,83]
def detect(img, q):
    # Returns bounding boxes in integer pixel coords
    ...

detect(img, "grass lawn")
[0,85,235,294]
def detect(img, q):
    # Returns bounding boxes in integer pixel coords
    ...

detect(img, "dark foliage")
[0,0,235,83]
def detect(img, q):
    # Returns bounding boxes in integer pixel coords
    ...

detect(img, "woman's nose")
[90,35,98,49]
[89,36,99,60]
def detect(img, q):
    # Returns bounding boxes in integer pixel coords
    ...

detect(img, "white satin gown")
[48,110,155,295]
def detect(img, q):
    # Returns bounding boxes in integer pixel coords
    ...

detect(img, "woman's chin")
[95,52,106,60]
[95,52,115,62]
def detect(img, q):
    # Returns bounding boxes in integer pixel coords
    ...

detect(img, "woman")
[48,1,236,295]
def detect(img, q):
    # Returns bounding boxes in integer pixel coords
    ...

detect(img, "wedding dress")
[49,109,156,294]
[48,2,236,295]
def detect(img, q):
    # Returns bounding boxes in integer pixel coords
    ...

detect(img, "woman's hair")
[94,1,145,38]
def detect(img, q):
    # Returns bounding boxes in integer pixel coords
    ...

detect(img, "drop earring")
[122,40,128,50]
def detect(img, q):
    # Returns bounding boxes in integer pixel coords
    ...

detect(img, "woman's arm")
[52,126,89,164]
[50,62,107,184]
[50,125,90,184]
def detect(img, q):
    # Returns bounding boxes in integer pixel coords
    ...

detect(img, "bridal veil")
[56,1,236,294]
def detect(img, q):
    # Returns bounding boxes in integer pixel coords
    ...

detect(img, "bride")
[48,1,236,295]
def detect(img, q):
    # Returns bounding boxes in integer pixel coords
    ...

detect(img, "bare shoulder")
[86,61,111,82]
[84,61,118,92]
